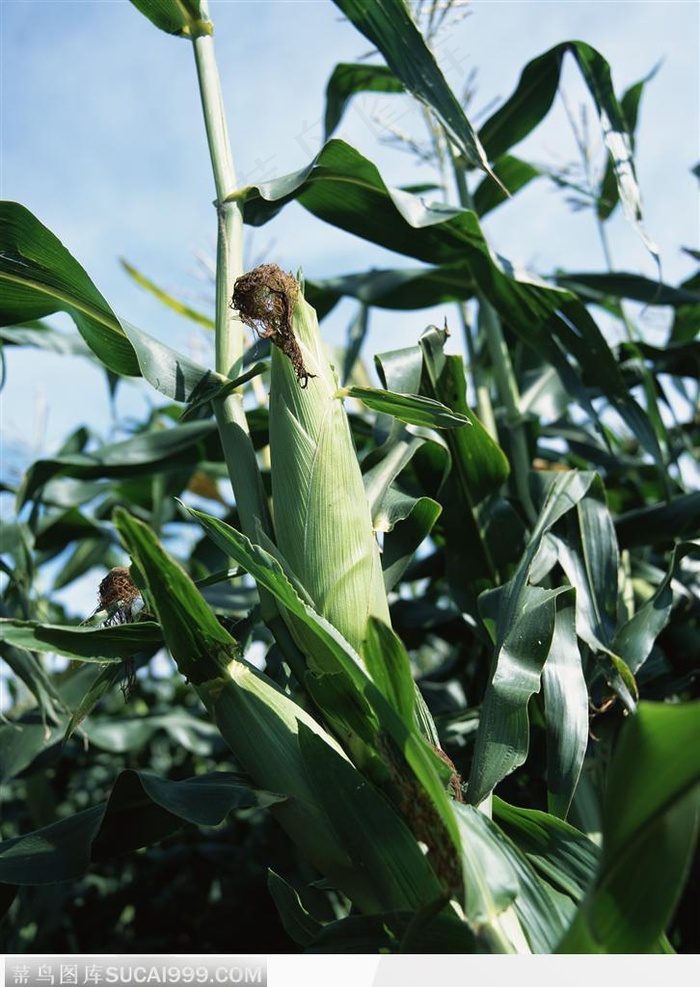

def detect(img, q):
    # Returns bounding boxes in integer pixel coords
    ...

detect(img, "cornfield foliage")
[1,0,698,955]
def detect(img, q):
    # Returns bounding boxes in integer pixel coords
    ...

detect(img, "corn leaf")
[0,619,163,662]
[0,642,63,721]
[324,62,405,140]
[493,799,598,903]
[0,719,67,785]
[394,326,516,611]
[615,494,700,550]
[477,41,659,267]
[298,724,446,911]
[121,259,215,329]
[549,476,639,706]
[19,420,217,508]
[0,203,229,404]
[127,0,210,38]
[113,508,390,913]
[185,506,463,854]
[0,321,95,358]
[596,64,661,222]
[359,425,443,591]
[267,871,323,947]
[473,156,543,217]
[453,802,578,953]
[342,385,470,429]
[553,272,699,308]
[610,543,688,676]
[63,663,127,741]
[305,265,476,319]
[331,0,500,188]
[361,617,416,731]
[0,201,139,376]
[558,701,700,952]
[469,472,611,806]
[541,593,588,820]
[0,769,277,885]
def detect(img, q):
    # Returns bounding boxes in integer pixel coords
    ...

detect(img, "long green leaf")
[343,384,470,429]
[478,42,659,264]
[324,62,405,139]
[451,802,576,953]
[469,472,600,805]
[299,724,446,911]
[597,64,661,221]
[0,769,277,885]
[473,156,543,217]
[494,798,598,903]
[551,478,638,707]
[19,420,217,508]
[553,272,699,308]
[235,140,662,464]
[0,321,95,358]
[0,203,229,404]
[306,264,476,318]
[331,0,501,187]
[468,586,570,806]
[121,259,215,329]
[0,619,163,662]
[541,593,588,819]
[411,326,515,609]
[185,505,464,856]
[558,701,700,952]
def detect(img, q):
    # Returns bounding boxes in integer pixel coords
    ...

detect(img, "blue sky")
[2,0,699,472]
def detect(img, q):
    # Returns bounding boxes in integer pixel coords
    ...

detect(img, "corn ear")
[233,265,390,656]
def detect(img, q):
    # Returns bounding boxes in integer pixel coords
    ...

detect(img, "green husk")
[234,265,390,657]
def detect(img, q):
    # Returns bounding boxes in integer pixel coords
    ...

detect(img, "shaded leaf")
[267,870,322,947]
[306,264,475,319]
[473,155,543,217]
[0,769,278,885]
[478,42,658,264]
[185,506,463,853]
[127,0,210,38]
[494,798,598,903]
[615,493,700,550]
[558,701,700,952]
[298,724,445,911]
[0,619,163,663]
[553,272,698,308]
[19,420,217,507]
[324,62,405,140]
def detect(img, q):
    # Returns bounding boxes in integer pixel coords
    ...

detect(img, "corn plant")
[1,0,698,954]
